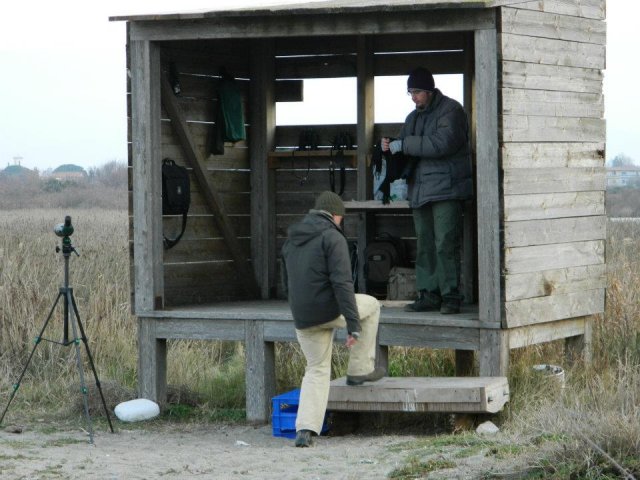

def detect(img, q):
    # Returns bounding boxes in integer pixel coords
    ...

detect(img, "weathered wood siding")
[158,40,253,305]
[498,0,606,328]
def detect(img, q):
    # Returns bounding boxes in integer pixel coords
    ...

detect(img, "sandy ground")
[0,418,543,480]
[1,422,415,480]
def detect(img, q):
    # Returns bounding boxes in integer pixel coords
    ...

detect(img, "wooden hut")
[111,0,607,422]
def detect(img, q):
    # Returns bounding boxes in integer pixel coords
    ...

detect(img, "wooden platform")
[137,299,588,421]
[327,376,510,414]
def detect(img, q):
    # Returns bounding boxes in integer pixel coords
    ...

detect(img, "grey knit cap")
[314,191,345,216]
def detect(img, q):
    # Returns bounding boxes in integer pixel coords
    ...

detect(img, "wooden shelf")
[268,149,356,158]
[344,200,410,211]
[268,149,357,169]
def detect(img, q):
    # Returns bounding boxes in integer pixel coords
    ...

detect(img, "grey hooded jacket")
[281,210,360,335]
[399,88,473,208]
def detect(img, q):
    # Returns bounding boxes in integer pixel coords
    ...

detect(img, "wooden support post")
[138,317,167,405]
[474,27,502,327]
[160,74,260,298]
[455,350,475,376]
[356,36,375,292]
[479,330,509,377]
[245,320,276,423]
[250,39,277,299]
[462,33,476,305]
[377,345,389,372]
[565,316,593,365]
[129,40,164,312]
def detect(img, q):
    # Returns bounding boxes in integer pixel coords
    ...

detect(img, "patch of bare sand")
[1,422,412,479]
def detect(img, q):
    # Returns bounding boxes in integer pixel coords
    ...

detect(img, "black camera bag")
[162,158,191,249]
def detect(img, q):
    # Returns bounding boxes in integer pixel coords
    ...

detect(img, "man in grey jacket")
[382,67,472,314]
[282,191,384,447]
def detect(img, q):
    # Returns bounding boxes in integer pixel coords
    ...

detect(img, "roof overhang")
[109,0,530,22]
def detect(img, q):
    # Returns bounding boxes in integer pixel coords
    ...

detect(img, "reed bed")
[1,209,639,475]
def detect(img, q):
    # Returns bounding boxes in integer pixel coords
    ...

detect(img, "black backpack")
[162,158,190,249]
[364,233,409,298]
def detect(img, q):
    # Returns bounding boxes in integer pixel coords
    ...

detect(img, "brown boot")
[346,367,386,386]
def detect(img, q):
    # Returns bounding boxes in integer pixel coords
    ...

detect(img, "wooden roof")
[110,0,529,22]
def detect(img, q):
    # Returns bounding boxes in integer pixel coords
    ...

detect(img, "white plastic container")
[532,364,565,388]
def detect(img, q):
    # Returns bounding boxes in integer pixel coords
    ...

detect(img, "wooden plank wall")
[498,1,607,328]
[158,40,254,306]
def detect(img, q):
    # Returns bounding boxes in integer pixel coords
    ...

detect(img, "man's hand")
[346,334,358,348]
[389,139,403,154]
[381,137,391,152]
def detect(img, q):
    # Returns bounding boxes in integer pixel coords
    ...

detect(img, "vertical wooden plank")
[130,39,163,312]
[462,33,476,304]
[251,40,277,299]
[455,350,475,376]
[479,330,509,377]
[245,320,276,423]
[474,27,502,326]
[565,315,593,365]
[356,36,376,292]
[137,317,167,405]
[376,345,389,373]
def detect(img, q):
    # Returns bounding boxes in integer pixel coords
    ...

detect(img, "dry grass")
[1,209,639,476]
[501,219,640,477]
[0,209,244,418]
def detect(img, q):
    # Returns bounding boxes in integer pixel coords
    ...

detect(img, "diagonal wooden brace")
[160,74,260,298]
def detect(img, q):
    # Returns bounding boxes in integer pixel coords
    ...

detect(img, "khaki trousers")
[295,294,380,434]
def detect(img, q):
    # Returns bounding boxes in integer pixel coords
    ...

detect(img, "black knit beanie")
[314,191,345,216]
[407,67,435,92]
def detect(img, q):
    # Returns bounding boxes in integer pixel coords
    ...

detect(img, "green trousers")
[412,200,463,301]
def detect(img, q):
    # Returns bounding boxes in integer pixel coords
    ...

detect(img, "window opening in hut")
[374,75,464,123]
[276,77,357,126]
[276,75,463,126]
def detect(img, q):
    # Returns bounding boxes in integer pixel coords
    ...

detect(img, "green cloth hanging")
[218,77,246,142]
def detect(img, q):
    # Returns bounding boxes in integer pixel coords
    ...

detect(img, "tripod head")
[54,216,78,257]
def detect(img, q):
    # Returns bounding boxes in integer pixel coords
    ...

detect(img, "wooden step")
[327,376,509,414]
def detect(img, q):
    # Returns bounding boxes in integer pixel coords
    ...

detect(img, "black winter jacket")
[399,88,473,208]
[281,210,360,334]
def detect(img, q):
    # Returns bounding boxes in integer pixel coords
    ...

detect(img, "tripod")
[0,217,114,444]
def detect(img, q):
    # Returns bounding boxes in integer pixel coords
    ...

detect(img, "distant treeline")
[1,161,637,216]
[0,161,127,210]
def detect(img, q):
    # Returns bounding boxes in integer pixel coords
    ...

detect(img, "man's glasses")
[407,89,427,96]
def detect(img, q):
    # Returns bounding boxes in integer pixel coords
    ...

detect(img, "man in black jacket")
[282,191,385,447]
[382,67,472,314]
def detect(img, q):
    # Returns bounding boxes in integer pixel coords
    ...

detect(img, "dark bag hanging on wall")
[162,158,190,249]
[364,233,409,298]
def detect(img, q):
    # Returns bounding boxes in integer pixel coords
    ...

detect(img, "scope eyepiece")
[54,215,74,238]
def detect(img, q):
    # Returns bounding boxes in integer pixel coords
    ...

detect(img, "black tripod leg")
[66,290,95,444]
[0,292,63,426]
[70,292,115,434]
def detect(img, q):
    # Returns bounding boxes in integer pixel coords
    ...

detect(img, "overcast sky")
[0,0,637,171]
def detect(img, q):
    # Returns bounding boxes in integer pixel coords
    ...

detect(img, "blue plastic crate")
[271,388,328,439]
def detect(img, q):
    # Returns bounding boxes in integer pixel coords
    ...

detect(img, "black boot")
[294,429,314,447]
[404,290,441,312]
[440,296,461,314]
